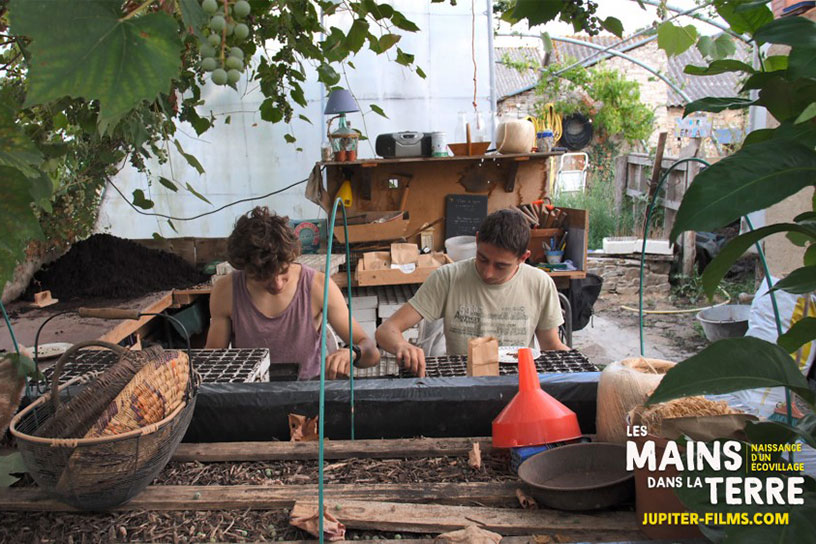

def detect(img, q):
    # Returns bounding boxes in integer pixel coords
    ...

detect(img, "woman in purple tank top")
[205,207,380,380]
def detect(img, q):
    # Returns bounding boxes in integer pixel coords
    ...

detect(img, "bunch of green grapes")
[199,0,252,86]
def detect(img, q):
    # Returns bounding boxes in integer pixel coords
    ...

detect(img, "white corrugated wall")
[96,1,495,239]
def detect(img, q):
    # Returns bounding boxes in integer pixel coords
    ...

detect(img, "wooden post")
[613,155,627,214]
[643,132,668,238]
[681,160,700,276]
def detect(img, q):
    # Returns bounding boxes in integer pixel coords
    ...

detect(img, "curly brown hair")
[227,207,300,279]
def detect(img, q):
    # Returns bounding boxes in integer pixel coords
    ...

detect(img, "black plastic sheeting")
[183,373,600,442]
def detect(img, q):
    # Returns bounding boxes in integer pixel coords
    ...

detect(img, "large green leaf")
[505,0,561,26]
[0,107,43,178]
[0,166,45,290]
[10,0,183,128]
[700,224,816,298]
[716,2,773,35]
[601,17,623,38]
[345,19,369,54]
[132,189,154,209]
[754,16,816,48]
[178,0,208,39]
[797,103,816,124]
[745,415,816,448]
[778,317,816,355]
[646,337,815,405]
[764,55,789,71]
[770,266,816,295]
[670,141,816,239]
[684,96,754,117]
[696,34,737,60]
[684,59,755,76]
[657,22,698,57]
[0,453,27,488]
[756,78,816,122]
[790,47,816,81]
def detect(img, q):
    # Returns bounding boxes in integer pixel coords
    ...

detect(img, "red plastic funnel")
[492,348,582,448]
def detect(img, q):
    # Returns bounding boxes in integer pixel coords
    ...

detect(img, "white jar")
[431,131,448,157]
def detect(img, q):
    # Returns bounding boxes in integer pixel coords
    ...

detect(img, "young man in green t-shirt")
[376,208,569,377]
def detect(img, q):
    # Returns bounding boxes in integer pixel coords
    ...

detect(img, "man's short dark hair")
[477,208,530,256]
[227,206,300,279]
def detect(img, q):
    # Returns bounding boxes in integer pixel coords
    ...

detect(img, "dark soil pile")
[24,234,208,300]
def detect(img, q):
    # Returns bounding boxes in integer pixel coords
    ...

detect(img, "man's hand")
[395,342,426,378]
[325,349,351,380]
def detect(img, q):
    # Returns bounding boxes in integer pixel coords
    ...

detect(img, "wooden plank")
[0,482,519,512]
[97,291,174,344]
[320,151,563,168]
[293,500,641,537]
[173,437,495,462]
[613,155,627,214]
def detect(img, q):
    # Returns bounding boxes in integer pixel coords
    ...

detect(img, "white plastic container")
[445,235,477,262]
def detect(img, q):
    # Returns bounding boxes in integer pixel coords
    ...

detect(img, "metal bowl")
[696,304,751,342]
[517,442,634,510]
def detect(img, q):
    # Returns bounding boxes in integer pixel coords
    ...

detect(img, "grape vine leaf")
[657,22,698,57]
[9,0,183,130]
[0,166,45,290]
[158,176,179,192]
[132,189,155,209]
[370,104,388,118]
[186,183,211,205]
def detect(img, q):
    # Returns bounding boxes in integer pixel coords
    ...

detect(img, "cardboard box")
[356,243,451,286]
[334,211,410,243]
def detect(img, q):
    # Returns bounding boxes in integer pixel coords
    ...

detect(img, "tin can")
[431,131,448,157]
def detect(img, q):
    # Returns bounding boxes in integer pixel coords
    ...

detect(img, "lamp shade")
[324,89,359,115]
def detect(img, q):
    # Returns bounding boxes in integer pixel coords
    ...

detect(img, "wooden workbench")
[0,291,175,353]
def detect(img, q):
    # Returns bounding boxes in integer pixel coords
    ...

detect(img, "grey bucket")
[696,304,751,342]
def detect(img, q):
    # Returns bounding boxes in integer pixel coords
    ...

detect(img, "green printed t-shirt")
[408,258,563,355]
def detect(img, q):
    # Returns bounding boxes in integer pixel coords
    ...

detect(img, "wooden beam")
[173,437,495,462]
[293,500,642,538]
[97,291,174,344]
[0,482,519,512]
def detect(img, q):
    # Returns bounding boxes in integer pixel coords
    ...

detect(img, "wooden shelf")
[319,151,563,168]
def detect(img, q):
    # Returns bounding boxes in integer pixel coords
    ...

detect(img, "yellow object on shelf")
[336,179,353,207]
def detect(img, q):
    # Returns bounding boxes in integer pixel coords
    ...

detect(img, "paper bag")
[467,336,499,377]
[418,252,448,268]
[362,251,391,270]
[390,243,419,265]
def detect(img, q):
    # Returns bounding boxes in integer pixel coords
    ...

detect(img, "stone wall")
[587,255,672,297]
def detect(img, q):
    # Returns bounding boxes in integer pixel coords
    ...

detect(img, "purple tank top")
[230,266,322,380]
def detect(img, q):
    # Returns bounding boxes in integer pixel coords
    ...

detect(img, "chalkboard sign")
[445,194,487,239]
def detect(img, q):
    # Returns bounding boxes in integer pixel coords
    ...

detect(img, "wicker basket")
[9,342,199,511]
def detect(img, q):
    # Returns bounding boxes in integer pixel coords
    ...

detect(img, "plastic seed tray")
[397,350,598,378]
[42,348,271,385]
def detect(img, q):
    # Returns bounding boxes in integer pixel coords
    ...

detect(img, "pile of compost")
[25,234,208,300]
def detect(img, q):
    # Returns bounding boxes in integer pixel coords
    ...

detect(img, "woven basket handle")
[50,341,129,414]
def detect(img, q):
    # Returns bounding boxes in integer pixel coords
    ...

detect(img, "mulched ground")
[0,454,515,543]
[156,455,515,486]
[23,234,208,301]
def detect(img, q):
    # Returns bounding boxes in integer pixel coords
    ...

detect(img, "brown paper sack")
[418,251,448,268]
[390,243,419,265]
[467,337,499,377]
[362,251,391,270]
